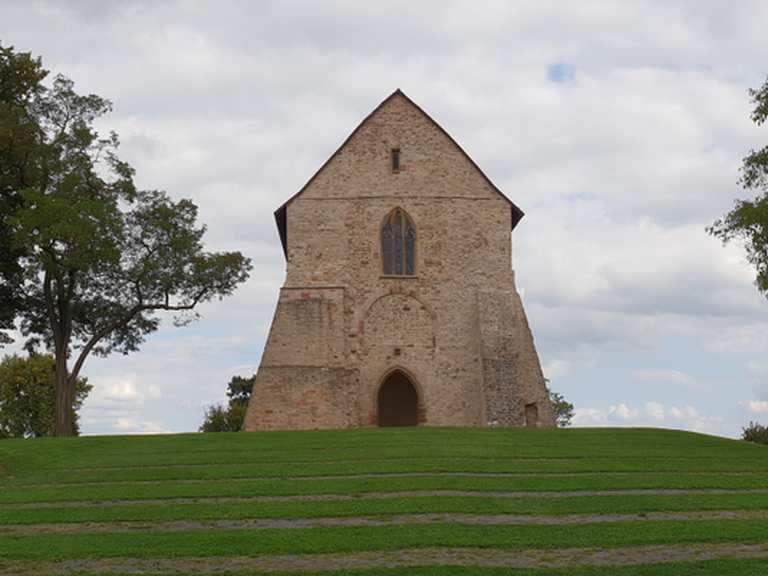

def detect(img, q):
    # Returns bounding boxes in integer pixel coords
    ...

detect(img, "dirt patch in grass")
[3,510,768,536]
[3,543,768,574]
[6,487,768,509]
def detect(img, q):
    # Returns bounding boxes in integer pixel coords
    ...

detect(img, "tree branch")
[67,287,210,386]
[68,303,142,386]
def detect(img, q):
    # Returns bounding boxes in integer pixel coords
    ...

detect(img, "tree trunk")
[54,348,73,437]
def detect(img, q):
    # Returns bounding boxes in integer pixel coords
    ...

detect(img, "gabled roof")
[274,89,524,258]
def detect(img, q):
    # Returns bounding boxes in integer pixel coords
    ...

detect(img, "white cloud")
[608,403,639,420]
[542,358,569,381]
[113,418,172,435]
[85,377,162,408]
[573,408,605,424]
[740,400,768,414]
[102,381,142,401]
[574,401,724,434]
[669,405,699,419]
[633,370,695,387]
[645,401,665,420]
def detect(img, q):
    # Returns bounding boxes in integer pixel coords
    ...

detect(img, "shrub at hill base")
[549,389,575,427]
[200,374,254,432]
[0,354,91,438]
[742,421,768,445]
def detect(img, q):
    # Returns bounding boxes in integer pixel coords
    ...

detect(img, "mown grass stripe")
[2,473,767,505]
[5,487,768,510]
[3,492,768,525]
[5,510,768,536]
[6,464,768,486]
[7,458,768,485]
[11,470,768,490]
[2,519,768,560]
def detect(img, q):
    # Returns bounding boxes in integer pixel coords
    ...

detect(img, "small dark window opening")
[391,148,400,173]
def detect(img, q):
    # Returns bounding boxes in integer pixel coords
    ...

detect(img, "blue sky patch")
[548,62,576,83]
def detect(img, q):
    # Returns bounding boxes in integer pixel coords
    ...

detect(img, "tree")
[708,76,768,296]
[200,374,254,432]
[0,354,91,438]
[1,44,252,436]
[0,45,47,344]
[741,421,768,445]
[549,389,574,428]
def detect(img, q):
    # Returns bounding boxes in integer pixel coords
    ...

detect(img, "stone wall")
[245,366,360,430]
[477,287,554,427]
[244,91,554,431]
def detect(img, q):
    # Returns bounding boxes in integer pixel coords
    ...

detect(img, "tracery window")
[381,208,416,276]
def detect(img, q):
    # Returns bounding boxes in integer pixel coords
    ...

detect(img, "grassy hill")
[0,427,767,575]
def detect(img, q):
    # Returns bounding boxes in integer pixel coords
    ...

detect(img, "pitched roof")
[274,89,524,258]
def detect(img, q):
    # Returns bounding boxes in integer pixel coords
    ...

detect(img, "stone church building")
[243,90,554,430]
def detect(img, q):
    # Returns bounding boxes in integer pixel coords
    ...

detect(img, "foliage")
[199,404,245,433]
[0,43,251,435]
[0,353,91,438]
[199,374,254,432]
[741,421,768,445]
[549,390,574,427]
[226,374,255,408]
[545,382,574,427]
[0,45,47,343]
[708,76,768,296]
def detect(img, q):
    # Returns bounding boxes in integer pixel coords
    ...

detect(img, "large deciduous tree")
[0,45,47,343]
[1,44,252,436]
[709,77,768,296]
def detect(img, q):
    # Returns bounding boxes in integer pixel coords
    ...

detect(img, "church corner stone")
[243,90,554,431]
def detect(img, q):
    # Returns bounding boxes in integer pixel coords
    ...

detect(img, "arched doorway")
[377,370,419,427]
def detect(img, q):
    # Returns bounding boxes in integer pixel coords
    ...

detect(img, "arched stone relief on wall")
[360,292,435,354]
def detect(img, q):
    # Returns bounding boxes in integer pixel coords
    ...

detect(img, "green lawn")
[0,427,767,575]
[64,561,768,576]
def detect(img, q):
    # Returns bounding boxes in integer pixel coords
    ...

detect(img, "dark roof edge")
[395,90,525,230]
[275,89,524,258]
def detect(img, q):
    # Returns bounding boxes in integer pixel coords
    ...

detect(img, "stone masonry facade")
[243,90,554,430]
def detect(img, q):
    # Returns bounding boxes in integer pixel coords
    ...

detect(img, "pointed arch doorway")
[377,370,419,427]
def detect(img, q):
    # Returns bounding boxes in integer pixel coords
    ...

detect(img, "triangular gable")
[275,89,524,258]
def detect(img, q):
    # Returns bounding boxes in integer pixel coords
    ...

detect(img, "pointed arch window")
[382,208,416,276]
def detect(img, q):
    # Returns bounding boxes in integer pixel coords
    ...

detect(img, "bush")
[199,404,244,432]
[199,375,253,432]
[549,389,574,428]
[742,421,768,445]
[0,354,91,438]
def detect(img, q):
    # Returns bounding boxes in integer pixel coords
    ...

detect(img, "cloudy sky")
[2,0,767,437]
